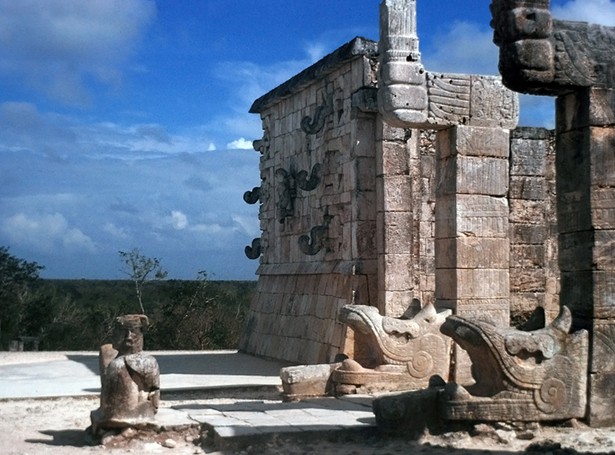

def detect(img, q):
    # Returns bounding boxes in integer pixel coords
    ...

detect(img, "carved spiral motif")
[534,378,567,414]
[406,351,433,379]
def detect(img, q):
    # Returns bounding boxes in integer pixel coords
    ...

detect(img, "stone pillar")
[556,87,615,427]
[435,125,511,381]
[490,0,615,426]
[377,0,518,382]
[509,127,559,321]
[376,122,420,318]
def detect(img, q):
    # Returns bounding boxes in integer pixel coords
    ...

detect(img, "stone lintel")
[379,71,519,131]
[426,73,518,130]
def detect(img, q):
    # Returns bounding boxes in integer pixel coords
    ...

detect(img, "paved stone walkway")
[0,350,377,450]
[187,395,376,448]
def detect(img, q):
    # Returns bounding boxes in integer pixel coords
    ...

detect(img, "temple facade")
[239,37,558,365]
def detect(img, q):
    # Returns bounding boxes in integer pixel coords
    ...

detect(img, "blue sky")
[1,0,614,280]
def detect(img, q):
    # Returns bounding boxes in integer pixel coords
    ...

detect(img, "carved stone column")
[435,124,511,382]
[378,0,518,380]
[556,87,615,426]
[491,0,615,426]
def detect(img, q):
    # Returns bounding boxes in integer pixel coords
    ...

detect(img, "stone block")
[373,387,445,437]
[354,220,377,258]
[379,141,410,176]
[355,157,377,191]
[383,254,414,291]
[436,269,510,300]
[509,199,546,225]
[559,230,615,272]
[511,126,551,141]
[588,372,615,427]
[587,88,615,126]
[510,223,547,244]
[591,188,615,230]
[509,176,547,200]
[556,129,590,195]
[435,237,510,269]
[590,320,615,373]
[383,290,419,318]
[381,175,412,212]
[510,268,546,292]
[510,244,545,268]
[437,125,510,159]
[511,293,545,316]
[510,138,547,176]
[439,301,510,327]
[381,211,414,254]
[589,127,615,188]
[352,119,377,158]
[560,271,615,321]
[557,88,615,131]
[435,194,509,239]
[437,155,509,196]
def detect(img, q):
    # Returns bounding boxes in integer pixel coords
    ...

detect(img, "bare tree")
[119,248,167,314]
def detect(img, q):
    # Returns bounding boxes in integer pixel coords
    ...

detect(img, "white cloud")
[0,101,221,160]
[232,214,261,237]
[305,42,328,63]
[226,138,254,150]
[169,210,188,230]
[103,222,130,239]
[190,223,225,234]
[423,21,498,75]
[0,0,156,106]
[552,0,615,25]
[2,212,96,253]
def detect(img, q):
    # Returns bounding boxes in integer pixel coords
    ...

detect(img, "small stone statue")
[90,314,160,435]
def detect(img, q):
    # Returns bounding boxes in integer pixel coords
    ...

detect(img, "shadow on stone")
[25,429,95,447]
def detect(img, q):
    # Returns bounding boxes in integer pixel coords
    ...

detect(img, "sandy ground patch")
[2,393,615,455]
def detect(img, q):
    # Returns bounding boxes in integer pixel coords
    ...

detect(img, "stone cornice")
[249,37,378,114]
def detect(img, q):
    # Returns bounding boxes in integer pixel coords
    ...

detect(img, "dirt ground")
[2,393,615,455]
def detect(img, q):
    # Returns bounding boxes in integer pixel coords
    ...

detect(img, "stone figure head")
[490,0,552,45]
[112,314,149,355]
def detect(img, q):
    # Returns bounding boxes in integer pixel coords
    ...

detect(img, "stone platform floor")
[0,350,377,450]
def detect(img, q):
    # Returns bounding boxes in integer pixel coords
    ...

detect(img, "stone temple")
[238,0,615,428]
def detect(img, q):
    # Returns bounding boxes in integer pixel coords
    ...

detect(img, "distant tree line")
[0,246,255,351]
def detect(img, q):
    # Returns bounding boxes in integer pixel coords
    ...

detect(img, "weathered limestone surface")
[240,3,560,376]
[491,0,615,427]
[378,0,519,382]
[441,306,588,421]
[336,303,450,388]
[239,38,382,364]
[90,315,160,436]
[509,127,559,321]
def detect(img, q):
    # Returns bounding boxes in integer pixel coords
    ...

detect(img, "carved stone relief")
[243,186,261,205]
[440,306,588,421]
[301,95,333,135]
[275,164,322,223]
[298,211,332,256]
[491,0,615,94]
[244,238,261,260]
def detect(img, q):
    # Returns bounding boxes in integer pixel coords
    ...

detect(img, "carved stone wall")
[240,38,560,365]
[239,38,382,364]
